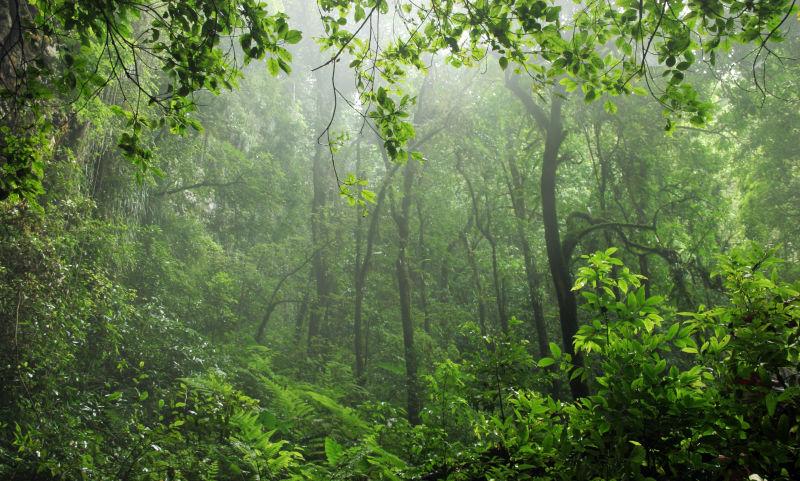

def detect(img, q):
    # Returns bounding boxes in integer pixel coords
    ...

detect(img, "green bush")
[415,246,799,480]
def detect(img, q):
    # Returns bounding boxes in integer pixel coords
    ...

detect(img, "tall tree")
[389,154,422,424]
[508,78,589,399]
[353,154,400,385]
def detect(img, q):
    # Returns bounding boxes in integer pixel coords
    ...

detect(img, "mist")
[2,0,799,479]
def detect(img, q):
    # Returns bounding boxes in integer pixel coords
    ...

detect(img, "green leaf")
[277,57,292,74]
[630,444,646,465]
[361,189,376,204]
[267,58,280,76]
[538,357,556,368]
[766,393,778,417]
[559,76,578,92]
[666,322,680,340]
[285,30,302,44]
[355,5,366,21]
[324,437,344,466]
[549,342,562,359]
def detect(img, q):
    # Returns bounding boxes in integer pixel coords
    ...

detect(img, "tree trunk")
[458,155,508,333]
[463,231,488,335]
[308,142,331,355]
[415,203,432,334]
[353,141,366,385]
[353,164,399,385]
[507,74,588,399]
[391,157,421,425]
[539,94,589,399]
[396,249,420,424]
[489,237,508,333]
[256,250,317,343]
[294,276,311,344]
[503,149,548,354]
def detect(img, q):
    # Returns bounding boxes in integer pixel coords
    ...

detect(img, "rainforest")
[1,0,799,479]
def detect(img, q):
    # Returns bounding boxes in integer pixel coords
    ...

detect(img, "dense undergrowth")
[2,1,799,478]
[2,193,797,480]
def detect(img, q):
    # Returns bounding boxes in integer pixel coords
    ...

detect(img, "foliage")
[3,0,797,202]
[0,126,49,203]
[1,2,798,480]
[409,248,799,480]
[1,0,301,200]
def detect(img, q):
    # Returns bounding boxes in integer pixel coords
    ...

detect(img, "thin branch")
[312,4,379,72]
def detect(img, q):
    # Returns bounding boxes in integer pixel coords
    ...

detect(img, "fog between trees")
[2,1,799,479]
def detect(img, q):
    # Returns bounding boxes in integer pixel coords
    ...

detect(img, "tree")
[0,0,302,202]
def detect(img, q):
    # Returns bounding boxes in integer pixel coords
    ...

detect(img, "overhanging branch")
[562,212,653,261]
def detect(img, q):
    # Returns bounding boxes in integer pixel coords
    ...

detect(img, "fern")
[300,390,369,433]
[229,408,303,478]
[260,376,314,422]
[201,460,219,481]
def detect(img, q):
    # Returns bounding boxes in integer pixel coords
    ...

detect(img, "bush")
[417,245,799,480]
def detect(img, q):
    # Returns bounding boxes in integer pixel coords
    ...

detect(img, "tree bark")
[308,142,332,355]
[503,147,548,353]
[391,156,421,425]
[539,94,589,399]
[353,163,400,385]
[507,73,589,399]
[457,155,508,333]
[415,202,432,334]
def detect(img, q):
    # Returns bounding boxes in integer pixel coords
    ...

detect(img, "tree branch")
[504,71,549,131]
[256,246,324,342]
[562,212,653,260]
